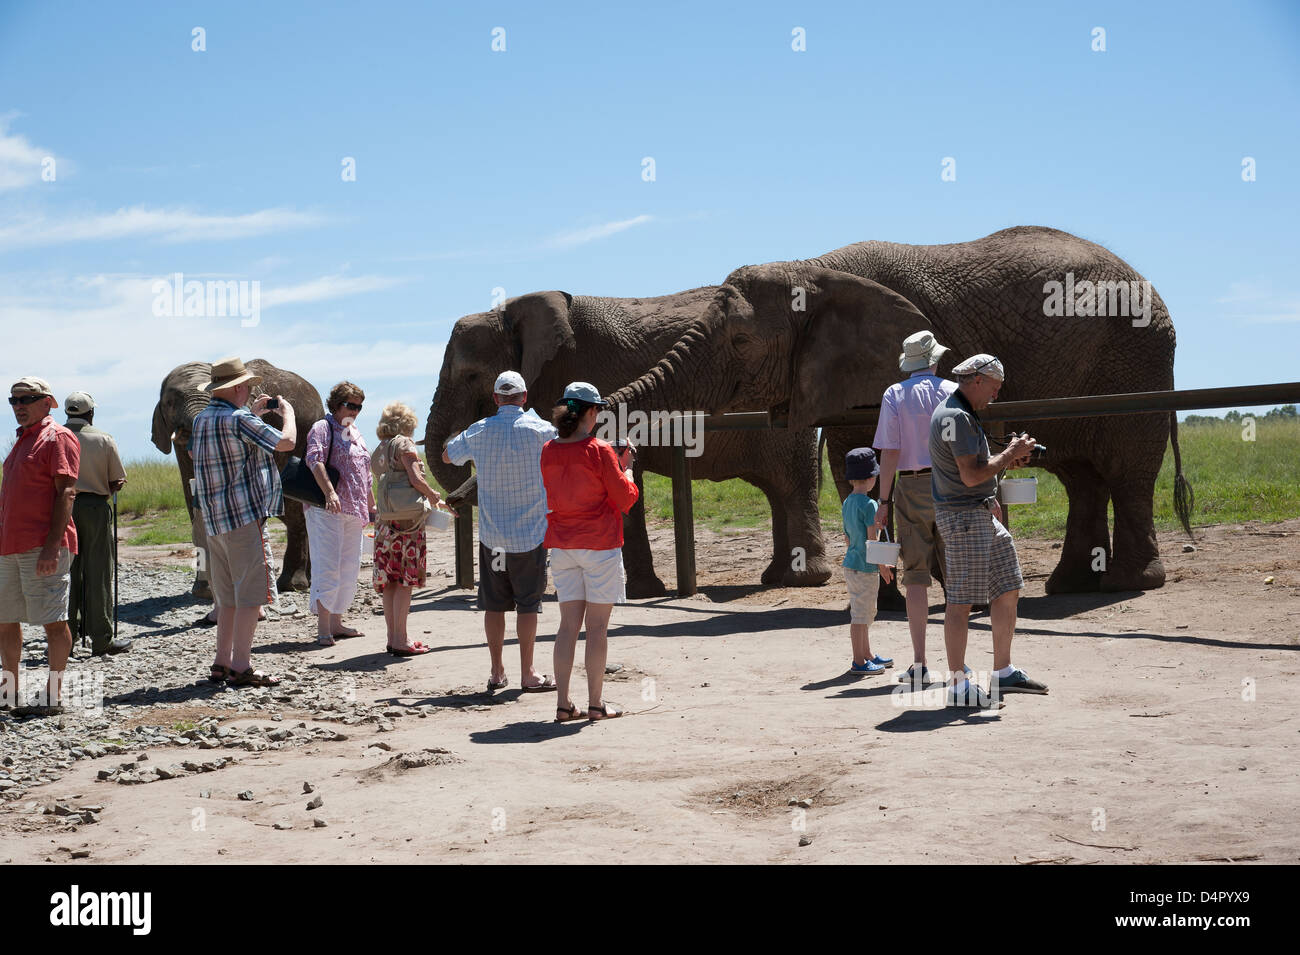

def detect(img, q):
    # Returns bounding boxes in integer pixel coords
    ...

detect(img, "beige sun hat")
[899,331,949,374]
[204,356,262,393]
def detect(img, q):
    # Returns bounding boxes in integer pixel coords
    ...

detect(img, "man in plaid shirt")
[190,357,296,688]
[443,371,558,692]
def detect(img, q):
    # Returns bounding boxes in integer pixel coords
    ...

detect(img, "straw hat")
[204,357,262,392]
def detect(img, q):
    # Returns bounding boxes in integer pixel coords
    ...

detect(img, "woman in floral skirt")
[371,402,445,656]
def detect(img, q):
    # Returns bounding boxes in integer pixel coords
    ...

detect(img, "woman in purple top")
[305,381,375,646]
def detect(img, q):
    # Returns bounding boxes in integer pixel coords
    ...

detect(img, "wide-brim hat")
[899,331,949,374]
[205,356,262,392]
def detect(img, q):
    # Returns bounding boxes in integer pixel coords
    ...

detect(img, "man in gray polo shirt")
[930,354,1048,708]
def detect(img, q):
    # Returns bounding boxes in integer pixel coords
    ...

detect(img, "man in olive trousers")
[65,392,131,655]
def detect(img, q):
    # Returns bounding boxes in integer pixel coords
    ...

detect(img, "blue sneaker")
[870,655,894,669]
[850,660,886,675]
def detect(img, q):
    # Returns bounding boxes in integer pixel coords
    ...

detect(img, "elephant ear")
[151,401,172,454]
[785,267,935,430]
[501,291,575,390]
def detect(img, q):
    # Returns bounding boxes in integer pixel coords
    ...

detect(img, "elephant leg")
[1045,461,1112,594]
[189,507,213,601]
[623,467,668,598]
[1102,470,1166,592]
[279,507,311,593]
[752,454,831,589]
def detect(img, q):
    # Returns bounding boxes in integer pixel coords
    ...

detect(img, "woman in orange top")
[540,383,638,723]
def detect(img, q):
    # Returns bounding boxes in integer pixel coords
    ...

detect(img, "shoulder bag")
[281,419,341,508]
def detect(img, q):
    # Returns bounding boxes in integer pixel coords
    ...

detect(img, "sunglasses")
[341,401,363,412]
[8,394,47,406]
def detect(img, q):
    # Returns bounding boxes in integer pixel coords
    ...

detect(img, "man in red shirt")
[0,377,80,715]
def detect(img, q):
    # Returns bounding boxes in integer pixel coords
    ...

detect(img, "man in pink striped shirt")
[873,332,956,687]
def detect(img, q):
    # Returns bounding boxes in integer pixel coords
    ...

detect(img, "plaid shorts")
[934,506,1023,605]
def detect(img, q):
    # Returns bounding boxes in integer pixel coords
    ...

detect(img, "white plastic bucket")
[864,528,901,566]
[1000,477,1038,504]
[427,507,454,531]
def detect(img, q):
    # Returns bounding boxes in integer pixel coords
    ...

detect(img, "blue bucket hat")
[845,447,879,480]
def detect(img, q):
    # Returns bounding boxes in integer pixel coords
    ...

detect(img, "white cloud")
[262,274,408,308]
[0,206,325,249]
[0,272,441,460]
[0,114,61,191]
[544,214,653,250]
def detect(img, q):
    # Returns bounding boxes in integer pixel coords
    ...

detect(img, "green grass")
[642,419,1300,538]
[82,422,1300,545]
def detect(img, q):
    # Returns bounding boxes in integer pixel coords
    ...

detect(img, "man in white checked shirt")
[443,372,559,693]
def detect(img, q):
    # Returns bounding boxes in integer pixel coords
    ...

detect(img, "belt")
[897,468,931,476]
[75,492,110,500]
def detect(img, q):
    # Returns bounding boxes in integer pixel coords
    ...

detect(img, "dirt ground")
[3,517,1297,865]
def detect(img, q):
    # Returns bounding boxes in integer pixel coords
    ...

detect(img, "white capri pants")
[305,508,367,616]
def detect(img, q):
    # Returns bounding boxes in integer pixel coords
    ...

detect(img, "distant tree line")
[1184,405,1297,425]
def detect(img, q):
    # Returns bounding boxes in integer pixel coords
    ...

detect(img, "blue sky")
[1,0,1297,459]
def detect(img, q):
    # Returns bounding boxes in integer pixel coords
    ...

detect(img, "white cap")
[494,371,526,395]
[952,354,1005,382]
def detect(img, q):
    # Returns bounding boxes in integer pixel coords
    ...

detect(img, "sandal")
[227,668,281,687]
[388,644,431,657]
[555,703,583,723]
[332,627,363,639]
[521,675,557,693]
[317,634,336,647]
[208,664,229,683]
[487,675,508,691]
[587,701,623,721]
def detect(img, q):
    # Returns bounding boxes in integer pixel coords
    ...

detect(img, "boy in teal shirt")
[842,448,895,673]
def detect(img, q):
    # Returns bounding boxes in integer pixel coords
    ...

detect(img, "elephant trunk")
[425,381,473,495]
[606,314,721,414]
[182,391,211,427]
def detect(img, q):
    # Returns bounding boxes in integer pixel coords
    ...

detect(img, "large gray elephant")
[425,289,830,597]
[151,359,325,595]
[608,227,1190,594]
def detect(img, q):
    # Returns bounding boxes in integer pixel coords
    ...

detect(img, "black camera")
[1029,443,1048,464]
[265,397,280,410]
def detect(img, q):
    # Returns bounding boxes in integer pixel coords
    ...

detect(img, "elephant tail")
[816,429,826,498]
[1170,411,1194,538]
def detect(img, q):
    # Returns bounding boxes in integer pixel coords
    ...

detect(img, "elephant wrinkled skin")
[151,359,325,595]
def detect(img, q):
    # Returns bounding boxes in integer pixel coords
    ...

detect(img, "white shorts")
[0,546,73,625]
[550,548,625,605]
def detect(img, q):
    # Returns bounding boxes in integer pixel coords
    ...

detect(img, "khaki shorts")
[0,546,73,625]
[895,472,945,588]
[843,567,879,625]
[207,520,276,608]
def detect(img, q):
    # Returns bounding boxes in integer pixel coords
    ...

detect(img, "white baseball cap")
[494,371,526,395]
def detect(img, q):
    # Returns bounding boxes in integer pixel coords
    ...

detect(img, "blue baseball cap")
[845,447,879,480]
[561,381,607,407]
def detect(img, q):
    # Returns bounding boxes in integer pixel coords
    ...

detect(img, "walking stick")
[112,491,119,641]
